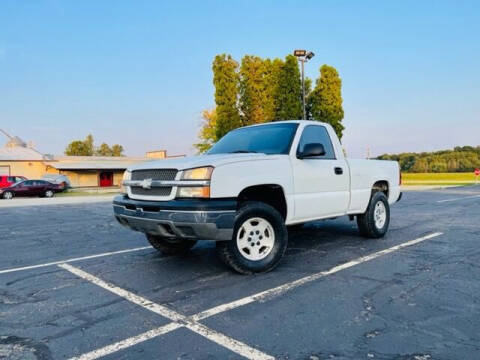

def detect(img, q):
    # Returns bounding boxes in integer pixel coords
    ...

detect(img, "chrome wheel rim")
[46,190,53,197]
[236,217,275,261]
[4,192,12,200]
[374,201,387,229]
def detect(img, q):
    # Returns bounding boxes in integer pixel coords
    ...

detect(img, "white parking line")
[70,322,183,360]
[59,263,274,360]
[437,194,480,203]
[0,246,152,275]
[61,232,443,360]
[192,231,443,321]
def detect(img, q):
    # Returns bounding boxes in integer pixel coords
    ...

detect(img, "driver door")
[292,125,349,221]
[15,181,33,196]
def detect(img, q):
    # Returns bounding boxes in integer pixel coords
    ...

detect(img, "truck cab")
[114,121,401,274]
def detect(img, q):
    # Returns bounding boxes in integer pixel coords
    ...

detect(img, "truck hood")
[129,153,282,171]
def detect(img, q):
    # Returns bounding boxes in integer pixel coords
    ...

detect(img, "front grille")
[130,169,178,197]
[131,187,173,196]
[131,169,178,181]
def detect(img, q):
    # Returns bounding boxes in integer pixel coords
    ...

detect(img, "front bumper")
[113,195,236,241]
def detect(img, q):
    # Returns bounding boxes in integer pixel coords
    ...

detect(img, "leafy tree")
[194,108,218,153]
[263,58,284,122]
[213,54,241,139]
[111,144,124,157]
[65,140,91,156]
[274,55,302,120]
[377,146,480,172]
[310,65,345,139]
[65,135,124,157]
[96,143,112,156]
[239,56,269,125]
[85,134,95,156]
[304,77,313,119]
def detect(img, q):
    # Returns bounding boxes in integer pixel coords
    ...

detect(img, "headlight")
[177,186,210,198]
[181,166,213,180]
[121,170,132,194]
[177,167,213,198]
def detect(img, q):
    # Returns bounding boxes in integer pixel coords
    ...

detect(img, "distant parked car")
[0,175,27,188]
[0,180,63,200]
[41,174,71,190]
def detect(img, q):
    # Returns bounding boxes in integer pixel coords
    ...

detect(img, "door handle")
[334,167,343,175]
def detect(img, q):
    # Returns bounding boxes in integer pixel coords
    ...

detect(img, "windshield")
[208,123,299,155]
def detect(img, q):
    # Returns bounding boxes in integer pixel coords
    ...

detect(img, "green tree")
[274,55,302,120]
[85,134,95,156]
[310,65,345,139]
[65,135,124,156]
[96,143,112,156]
[65,140,91,156]
[111,144,124,157]
[240,55,277,125]
[194,108,218,153]
[263,58,284,122]
[213,54,241,139]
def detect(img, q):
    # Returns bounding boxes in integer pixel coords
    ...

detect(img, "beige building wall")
[0,161,46,178]
[0,161,125,188]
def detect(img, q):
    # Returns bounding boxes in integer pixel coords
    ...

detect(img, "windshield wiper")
[229,150,259,153]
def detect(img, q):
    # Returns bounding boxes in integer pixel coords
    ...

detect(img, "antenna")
[0,129,13,139]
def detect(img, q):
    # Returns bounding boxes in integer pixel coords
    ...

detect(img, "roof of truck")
[241,120,329,129]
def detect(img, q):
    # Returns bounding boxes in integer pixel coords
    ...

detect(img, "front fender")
[210,157,294,198]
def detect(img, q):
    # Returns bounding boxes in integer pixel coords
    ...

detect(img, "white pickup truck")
[114,120,401,274]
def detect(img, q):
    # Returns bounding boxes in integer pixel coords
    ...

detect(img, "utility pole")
[293,50,315,120]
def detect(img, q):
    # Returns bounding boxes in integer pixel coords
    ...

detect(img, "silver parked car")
[41,174,71,190]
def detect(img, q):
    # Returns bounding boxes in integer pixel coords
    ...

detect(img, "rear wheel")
[2,191,13,200]
[146,234,197,255]
[357,192,390,238]
[217,201,288,274]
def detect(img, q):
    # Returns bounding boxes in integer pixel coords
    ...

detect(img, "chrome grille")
[131,169,178,181]
[130,169,178,197]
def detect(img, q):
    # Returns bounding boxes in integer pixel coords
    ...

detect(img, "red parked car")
[0,180,63,200]
[0,175,27,188]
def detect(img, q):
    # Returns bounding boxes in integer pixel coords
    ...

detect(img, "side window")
[7,177,15,182]
[23,180,34,186]
[297,125,336,159]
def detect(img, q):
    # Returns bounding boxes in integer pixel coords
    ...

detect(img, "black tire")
[146,234,197,255]
[357,191,390,238]
[216,201,288,274]
[2,191,13,200]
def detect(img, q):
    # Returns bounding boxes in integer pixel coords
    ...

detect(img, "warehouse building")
[0,131,181,188]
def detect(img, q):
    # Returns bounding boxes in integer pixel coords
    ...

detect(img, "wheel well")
[238,184,287,220]
[372,180,389,197]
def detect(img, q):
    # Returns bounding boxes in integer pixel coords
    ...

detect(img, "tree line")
[195,54,344,152]
[377,146,480,173]
[65,134,124,157]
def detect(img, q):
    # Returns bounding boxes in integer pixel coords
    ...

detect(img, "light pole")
[294,50,315,120]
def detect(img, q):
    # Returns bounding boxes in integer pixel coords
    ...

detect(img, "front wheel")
[146,234,197,255]
[357,192,390,238]
[216,201,288,274]
[2,191,13,200]
[45,190,54,198]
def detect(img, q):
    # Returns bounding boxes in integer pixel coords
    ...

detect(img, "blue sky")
[1,0,479,157]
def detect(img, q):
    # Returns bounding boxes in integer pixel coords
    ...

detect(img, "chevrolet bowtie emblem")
[141,178,153,189]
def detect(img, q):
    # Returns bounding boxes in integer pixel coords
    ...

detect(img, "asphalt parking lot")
[1,187,479,360]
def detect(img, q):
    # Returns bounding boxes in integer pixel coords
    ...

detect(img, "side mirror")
[297,143,326,159]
